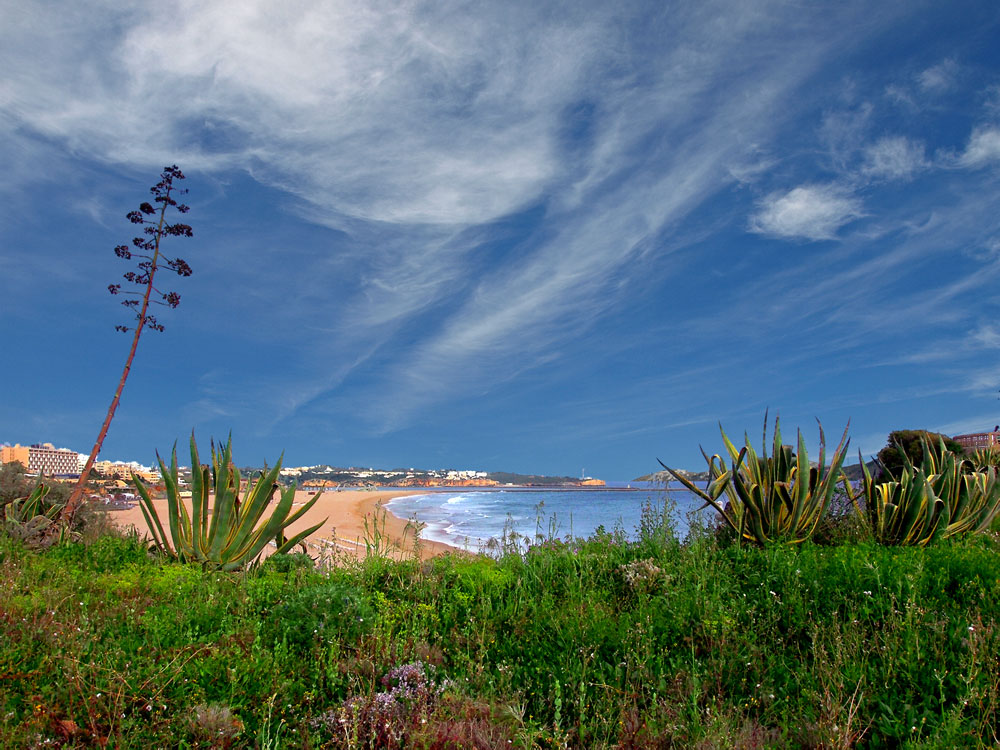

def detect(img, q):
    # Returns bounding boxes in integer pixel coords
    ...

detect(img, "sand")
[108,488,461,563]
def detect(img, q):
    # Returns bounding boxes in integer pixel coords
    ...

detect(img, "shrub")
[876,429,965,481]
[259,579,372,653]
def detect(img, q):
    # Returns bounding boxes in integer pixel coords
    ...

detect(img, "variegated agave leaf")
[853,439,975,546]
[660,415,850,545]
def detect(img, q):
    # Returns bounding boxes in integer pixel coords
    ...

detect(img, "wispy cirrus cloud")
[5,0,1000,478]
[960,126,1000,168]
[862,136,928,179]
[2,0,615,227]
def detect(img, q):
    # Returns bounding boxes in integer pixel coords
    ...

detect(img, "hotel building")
[952,429,1000,452]
[1,443,81,475]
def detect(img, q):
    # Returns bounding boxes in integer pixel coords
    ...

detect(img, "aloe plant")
[660,416,850,545]
[855,436,1000,545]
[133,435,326,570]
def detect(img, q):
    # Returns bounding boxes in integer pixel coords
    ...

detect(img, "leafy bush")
[261,551,315,573]
[876,429,965,480]
[258,579,373,653]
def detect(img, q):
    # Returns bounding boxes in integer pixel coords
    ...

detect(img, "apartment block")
[952,430,1000,452]
[1,444,30,467]
[1,443,81,475]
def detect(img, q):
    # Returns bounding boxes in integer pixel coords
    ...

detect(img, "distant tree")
[876,429,965,479]
[0,461,29,506]
[62,167,194,522]
[1,460,71,510]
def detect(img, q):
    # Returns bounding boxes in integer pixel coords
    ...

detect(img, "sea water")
[384,482,710,552]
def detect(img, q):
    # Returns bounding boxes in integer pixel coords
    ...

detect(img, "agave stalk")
[660,416,850,545]
[855,436,1000,545]
[133,435,326,571]
[64,167,193,524]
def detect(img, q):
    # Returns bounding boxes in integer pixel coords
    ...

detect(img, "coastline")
[108,488,462,562]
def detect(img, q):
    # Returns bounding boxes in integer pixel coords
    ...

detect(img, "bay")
[384,482,711,552]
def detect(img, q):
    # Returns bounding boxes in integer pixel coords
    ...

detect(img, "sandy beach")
[109,489,461,563]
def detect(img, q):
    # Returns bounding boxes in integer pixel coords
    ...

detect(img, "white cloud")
[1,0,613,226]
[884,83,915,109]
[986,85,1000,118]
[862,136,926,179]
[818,104,872,172]
[727,150,777,185]
[0,0,929,434]
[960,127,1000,168]
[965,237,1000,262]
[918,58,958,92]
[969,324,1000,349]
[750,185,864,241]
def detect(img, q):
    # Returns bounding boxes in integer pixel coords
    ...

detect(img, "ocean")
[384,482,710,552]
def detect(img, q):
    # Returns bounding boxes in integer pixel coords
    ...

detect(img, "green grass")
[2,515,1000,748]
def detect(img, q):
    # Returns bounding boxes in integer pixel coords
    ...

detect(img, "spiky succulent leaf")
[663,416,850,546]
[129,435,327,569]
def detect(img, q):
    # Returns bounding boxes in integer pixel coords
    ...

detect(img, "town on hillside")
[0,440,607,504]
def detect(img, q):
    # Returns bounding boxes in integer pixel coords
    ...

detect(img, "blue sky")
[2,1,1000,480]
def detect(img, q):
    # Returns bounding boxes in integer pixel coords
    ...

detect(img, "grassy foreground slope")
[2,514,999,748]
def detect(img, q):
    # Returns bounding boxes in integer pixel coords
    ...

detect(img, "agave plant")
[660,416,850,545]
[855,436,1000,545]
[4,484,67,548]
[133,435,326,570]
[854,456,945,546]
[969,445,1000,472]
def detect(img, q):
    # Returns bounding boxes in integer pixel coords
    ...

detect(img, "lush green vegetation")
[3,505,999,748]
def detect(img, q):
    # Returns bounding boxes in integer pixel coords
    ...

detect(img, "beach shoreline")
[108,488,462,562]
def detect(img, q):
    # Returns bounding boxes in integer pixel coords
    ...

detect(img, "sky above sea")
[2,1,999,480]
